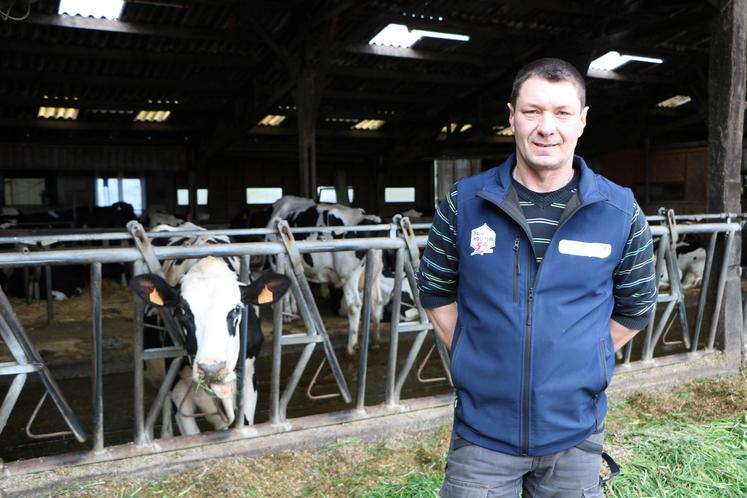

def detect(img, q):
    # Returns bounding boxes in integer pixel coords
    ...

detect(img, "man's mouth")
[533,142,557,148]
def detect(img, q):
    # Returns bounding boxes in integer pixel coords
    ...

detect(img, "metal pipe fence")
[0,214,743,465]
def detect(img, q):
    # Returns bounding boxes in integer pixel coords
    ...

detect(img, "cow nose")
[196,361,227,382]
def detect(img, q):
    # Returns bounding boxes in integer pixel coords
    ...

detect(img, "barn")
[0,0,745,491]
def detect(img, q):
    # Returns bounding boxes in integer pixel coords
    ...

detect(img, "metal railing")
[0,211,743,465]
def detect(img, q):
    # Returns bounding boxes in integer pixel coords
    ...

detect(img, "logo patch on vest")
[470,223,496,256]
[558,239,611,259]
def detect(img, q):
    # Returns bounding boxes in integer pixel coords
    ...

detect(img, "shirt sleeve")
[612,202,658,330]
[416,184,459,308]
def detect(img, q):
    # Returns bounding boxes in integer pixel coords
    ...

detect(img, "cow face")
[131,257,290,391]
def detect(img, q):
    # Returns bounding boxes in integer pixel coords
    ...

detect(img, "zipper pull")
[528,288,534,301]
[513,236,520,275]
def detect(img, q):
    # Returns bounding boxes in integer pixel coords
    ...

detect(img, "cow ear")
[241,273,291,305]
[130,274,179,308]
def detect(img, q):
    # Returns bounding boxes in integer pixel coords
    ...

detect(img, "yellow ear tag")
[258,285,273,304]
[149,288,164,306]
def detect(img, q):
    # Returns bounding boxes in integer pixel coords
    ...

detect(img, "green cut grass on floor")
[40,371,747,498]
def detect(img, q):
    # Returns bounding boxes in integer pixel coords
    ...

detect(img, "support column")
[334,167,348,206]
[706,0,746,368]
[295,71,321,199]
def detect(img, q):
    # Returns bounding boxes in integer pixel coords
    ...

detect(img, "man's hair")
[509,58,586,107]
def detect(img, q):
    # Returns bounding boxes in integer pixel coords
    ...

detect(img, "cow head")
[131,257,290,393]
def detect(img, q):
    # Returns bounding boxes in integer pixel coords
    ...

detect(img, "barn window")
[385,187,416,203]
[4,178,45,205]
[176,188,208,206]
[197,189,208,205]
[246,187,283,204]
[96,177,143,215]
[177,189,189,206]
[58,0,124,20]
[317,186,354,203]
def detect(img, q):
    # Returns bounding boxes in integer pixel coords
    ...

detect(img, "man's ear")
[241,272,291,305]
[507,102,515,132]
[578,105,589,137]
[130,274,180,308]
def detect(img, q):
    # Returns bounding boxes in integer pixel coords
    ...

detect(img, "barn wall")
[593,145,710,215]
[189,155,436,225]
[0,144,186,172]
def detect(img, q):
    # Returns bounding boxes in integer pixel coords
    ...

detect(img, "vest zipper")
[513,236,520,303]
[521,284,534,455]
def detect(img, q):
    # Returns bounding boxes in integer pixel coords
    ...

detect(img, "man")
[416,58,657,497]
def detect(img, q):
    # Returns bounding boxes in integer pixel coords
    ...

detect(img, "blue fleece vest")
[452,154,635,457]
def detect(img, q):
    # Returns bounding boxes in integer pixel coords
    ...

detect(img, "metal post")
[691,232,718,352]
[355,249,375,412]
[386,248,406,407]
[90,262,104,452]
[708,231,734,350]
[133,294,147,445]
[234,256,250,429]
[270,255,285,425]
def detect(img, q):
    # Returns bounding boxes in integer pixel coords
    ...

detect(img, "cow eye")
[226,305,243,333]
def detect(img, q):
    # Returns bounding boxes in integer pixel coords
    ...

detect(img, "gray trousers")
[440,430,604,498]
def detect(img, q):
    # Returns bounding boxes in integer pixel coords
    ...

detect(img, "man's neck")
[512,161,575,193]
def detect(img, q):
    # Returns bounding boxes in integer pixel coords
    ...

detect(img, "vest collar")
[479,154,607,206]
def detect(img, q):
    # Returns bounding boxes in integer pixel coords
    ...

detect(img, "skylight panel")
[38,107,79,120]
[369,23,469,48]
[134,110,171,123]
[493,125,513,137]
[58,0,124,19]
[588,51,663,71]
[258,114,286,127]
[440,123,472,134]
[352,119,385,131]
[656,95,692,108]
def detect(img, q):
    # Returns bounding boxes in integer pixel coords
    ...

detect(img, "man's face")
[508,77,588,174]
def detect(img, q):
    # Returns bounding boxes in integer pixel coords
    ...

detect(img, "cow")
[267,196,384,356]
[380,274,419,322]
[131,223,290,435]
[658,247,706,290]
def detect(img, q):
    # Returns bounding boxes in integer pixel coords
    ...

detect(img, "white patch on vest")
[558,239,611,259]
[470,223,496,256]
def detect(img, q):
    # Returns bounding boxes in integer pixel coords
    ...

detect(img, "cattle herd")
[0,196,711,436]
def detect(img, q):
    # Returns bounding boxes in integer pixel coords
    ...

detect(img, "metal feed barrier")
[0,211,743,469]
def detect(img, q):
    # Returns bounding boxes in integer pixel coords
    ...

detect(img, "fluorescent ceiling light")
[58,0,124,19]
[656,95,692,108]
[134,110,171,122]
[352,119,385,131]
[494,125,514,137]
[440,123,472,134]
[38,107,79,120]
[258,114,286,127]
[588,51,663,71]
[369,23,469,48]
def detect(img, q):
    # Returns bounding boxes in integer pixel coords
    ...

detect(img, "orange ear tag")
[149,288,164,306]
[258,285,273,304]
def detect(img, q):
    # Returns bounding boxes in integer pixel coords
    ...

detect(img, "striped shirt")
[512,173,578,264]
[417,180,657,331]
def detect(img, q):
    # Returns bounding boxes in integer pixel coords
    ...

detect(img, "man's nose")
[536,112,556,135]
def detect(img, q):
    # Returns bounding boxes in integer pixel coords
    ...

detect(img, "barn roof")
[0,0,728,165]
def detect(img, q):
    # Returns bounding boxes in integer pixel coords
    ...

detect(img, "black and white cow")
[267,196,384,356]
[131,223,289,435]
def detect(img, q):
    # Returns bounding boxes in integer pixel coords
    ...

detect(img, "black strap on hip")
[574,435,620,485]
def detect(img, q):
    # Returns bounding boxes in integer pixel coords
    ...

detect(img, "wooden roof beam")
[345,43,488,67]
[329,64,484,86]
